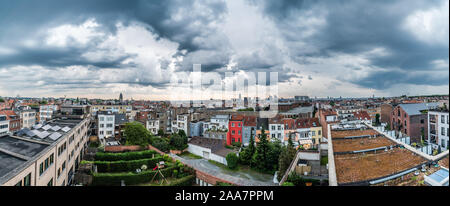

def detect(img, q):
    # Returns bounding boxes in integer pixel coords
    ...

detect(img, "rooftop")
[331,129,378,139]
[439,156,449,168]
[14,118,83,143]
[0,136,49,158]
[334,148,426,184]
[0,152,26,178]
[332,137,396,153]
[398,103,439,116]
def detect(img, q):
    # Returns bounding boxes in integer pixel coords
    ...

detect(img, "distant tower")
[119,93,123,102]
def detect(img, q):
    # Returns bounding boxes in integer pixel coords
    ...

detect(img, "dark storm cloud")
[254,0,449,89]
[0,0,228,69]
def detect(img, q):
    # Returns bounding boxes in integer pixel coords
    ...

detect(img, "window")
[106,124,113,128]
[238,123,241,127]
[420,119,424,124]
[23,173,31,186]
[442,139,446,148]
[49,153,54,165]
[312,131,316,136]
[442,115,445,124]
[232,123,235,127]
[47,178,53,186]
[238,130,241,135]
[232,130,235,135]
[442,127,445,136]
[15,181,22,186]
[318,130,321,136]
[39,163,44,176]
[272,126,276,130]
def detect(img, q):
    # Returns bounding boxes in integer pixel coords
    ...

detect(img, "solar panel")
[30,130,41,137]
[42,125,52,131]
[51,126,61,131]
[37,131,50,139]
[61,126,71,133]
[49,132,62,141]
[33,124,43,129]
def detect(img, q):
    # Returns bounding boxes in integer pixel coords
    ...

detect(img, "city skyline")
[0,0,448,100]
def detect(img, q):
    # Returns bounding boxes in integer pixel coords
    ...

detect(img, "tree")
[252,129,271,172]
[226,153,239,169]
[178,130,188,144]
[0,98,4,103]
[239,135,256,165]
[278,136,297,181]
[123,122,152,147]
[157,129,165,136]
[375,114,381,125]
[170,134,187,150]
[152,138,170,152]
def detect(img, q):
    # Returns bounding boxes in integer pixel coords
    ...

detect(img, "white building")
[207,115,229,131]
[0,115,9,136]
[269,117,284,142]
[39,105,59,123]
[147,119,160,135]
[176,114,189,134]
[97,112,115,142]
[428,109,449,150]
[17,108,36,129]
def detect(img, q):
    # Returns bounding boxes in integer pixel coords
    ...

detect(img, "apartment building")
[390,103,439,143]
[242,116,257,146]
[227,115,244,145]
[269,115,284,143]
[0,110,21,133]
[0,117,90,186]
[0,115,9,136]
[90,105,132,115]
[15,107,36,129]
[189,120,205,137]
[428,109,449,150]
[146,119,160,135]
[39,105,59,123]
[173,114,190,134]
[97,111,128,143]
[97,112,115,141]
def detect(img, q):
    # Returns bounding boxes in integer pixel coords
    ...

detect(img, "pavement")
[170,154,276,186]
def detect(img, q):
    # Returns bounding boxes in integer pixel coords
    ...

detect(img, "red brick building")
[227,115,244,145]
[390,103,439,143]
[0,110,21,133]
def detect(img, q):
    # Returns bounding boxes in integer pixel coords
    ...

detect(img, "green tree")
[170,134,187,150]
[157,129,165,136]
[252,129,271,172]
[268,139,282,172]
[123,122,152,147]
[239,135,256,165]
[0,98,4,103]
[278,136,297,181]
[375,114,381,125]
[226,153,239,169]
[178,130,188,144]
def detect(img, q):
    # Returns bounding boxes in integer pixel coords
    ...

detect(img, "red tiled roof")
[0,110,19,120]
[243,116,256,127]
[353,111,371,120]
[294,118,320,129]
[230,114,244,121]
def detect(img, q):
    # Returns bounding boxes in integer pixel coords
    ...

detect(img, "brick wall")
[104,145,143,153]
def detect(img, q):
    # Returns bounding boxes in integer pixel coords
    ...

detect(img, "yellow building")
[90,105,132,114]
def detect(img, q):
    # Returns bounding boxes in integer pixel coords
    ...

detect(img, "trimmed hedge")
[169,175,196,186]
[91,166,177,186]
[94,157,164,173]
[95,150,157,161]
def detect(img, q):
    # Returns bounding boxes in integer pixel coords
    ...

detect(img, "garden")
[83,150,196,186]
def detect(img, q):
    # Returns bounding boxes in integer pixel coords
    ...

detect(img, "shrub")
[95,150,157,161]
[173,170,179,178]
[94,157,164,173]
[282,182,295,186]
[169,175,196,186]
[91,166,177,186]
[226,153,239,169]
[215,182,234,186]
[232,142,242,148]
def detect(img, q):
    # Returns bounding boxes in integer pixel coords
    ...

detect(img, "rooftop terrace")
[334,148,426,184]
[332,137,396,153]
[331,129,378,139]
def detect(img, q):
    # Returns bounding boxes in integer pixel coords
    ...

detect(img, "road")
[170,154,276,186]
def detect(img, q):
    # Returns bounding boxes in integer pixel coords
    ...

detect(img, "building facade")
[428,109,449,150]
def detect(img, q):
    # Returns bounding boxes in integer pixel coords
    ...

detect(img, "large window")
[47,178,53,186]
[23,173,31,186]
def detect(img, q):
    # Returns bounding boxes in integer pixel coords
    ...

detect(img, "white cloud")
[45,19,104,47]
[403,0,449,45]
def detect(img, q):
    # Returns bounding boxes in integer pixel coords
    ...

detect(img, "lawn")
[179,151,203,160]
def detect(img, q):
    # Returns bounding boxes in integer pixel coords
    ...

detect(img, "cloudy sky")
[0,0,448,100]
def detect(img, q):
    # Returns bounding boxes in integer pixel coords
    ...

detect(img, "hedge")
[95,150,158,161]
[94,157,164,173]
[91,165,177,186]
[168,175,196,186]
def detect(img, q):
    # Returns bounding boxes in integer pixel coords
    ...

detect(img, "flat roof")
[439,156,449,168]
[332,137,396,153]
[0,152,26,178]
[334,148,426,184]
[0,136,49,157]
[14,118,82,143]
[331,129,378,139]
